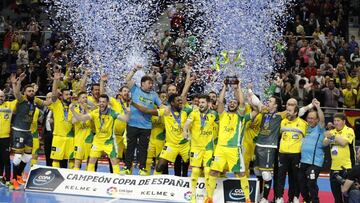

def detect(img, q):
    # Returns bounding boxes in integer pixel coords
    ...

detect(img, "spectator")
[304,59,317,79]
[292,79,309,107]
[342,81,357,108]
[322,80,340,124]
[349,35,359,54]
[350,47,360,67]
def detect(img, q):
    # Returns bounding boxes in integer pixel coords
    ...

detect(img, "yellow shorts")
[32,137,40,155]
[147,139,165,159]
[210,145,245,173]
[51,136,74,160]
[160,142,190,163]
[190,148,213,167]
[115,135,125,159]
[74,142,92,160]
[89,138,117,159]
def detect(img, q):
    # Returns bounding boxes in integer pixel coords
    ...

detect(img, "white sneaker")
[275,197,284,203]
[259,197,269,203]
[293,197,300,203]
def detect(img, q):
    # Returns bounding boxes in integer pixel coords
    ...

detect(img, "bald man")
[0,90,17,187]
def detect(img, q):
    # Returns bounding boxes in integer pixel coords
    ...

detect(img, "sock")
[238,175,250,200]
[12,165,19,179]
[74,167,80,170]
[145,157,153,175]
[52,160,60,168]
[208,175,218,198]
[113,164,120,174]
[204,167,211,197]
[191,167,201,196]
[68,160,75,169]
[18,161,27,177]
[263,179,272,199]
[31,159,37,167]
[87,163,95,172]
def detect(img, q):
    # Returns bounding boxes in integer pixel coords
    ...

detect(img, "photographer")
[341,164,360,203]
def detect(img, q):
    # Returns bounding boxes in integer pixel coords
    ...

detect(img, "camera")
[224,76,239,85]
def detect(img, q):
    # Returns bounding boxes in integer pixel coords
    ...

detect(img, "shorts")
[211,145,245,173]
[89,137,117,159]
[190,148,213,167]
[51,135,74,160]
[147,139,165,160]
[254,146,276,170]
[115,135,125,159]
[32,137,40,155]
[74,142,92,160]
[12,130,33,151]
[74,131,93,160]
[159,142,190,163]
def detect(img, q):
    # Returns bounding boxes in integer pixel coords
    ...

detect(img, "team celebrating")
[0,64,357,203]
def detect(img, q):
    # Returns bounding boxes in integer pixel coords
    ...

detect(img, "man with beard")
[70,94,128,174]
[276,98,308,203]
[49,72,75,169]
[72,91,95,170]
[0,90,17,188]
[10,73,47,190]
[183,95,218,202]
[205,81,258,203]
[100,75,130,167]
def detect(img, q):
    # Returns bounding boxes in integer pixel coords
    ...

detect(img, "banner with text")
[25,165,259,202]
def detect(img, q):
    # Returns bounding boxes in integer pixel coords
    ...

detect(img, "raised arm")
[79,70,91,92]
[126,64,142,89]
[10,73,26,102]
[313,99,325,128]
[180,64,193,105]
[217,82,227,114]
[99,74,108,95]
[70,103,92,122]
[51,72,61,102]
[323,130,350,147]
[131,102,159,116]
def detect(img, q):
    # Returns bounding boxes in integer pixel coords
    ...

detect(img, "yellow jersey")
[109,97,127,136]
[89,108,118,143]
[217,112,251,148]
[342,89,357,108]
[48,99,73,137]
[73,104,94,144]
[30,108,40,138]
[0,100,17,138]
[187,109,218,150]
[330,126,355,170]
[150,115,165,142]
[157,107,191,145]
[87,95,99,108]
[279,117,308,153]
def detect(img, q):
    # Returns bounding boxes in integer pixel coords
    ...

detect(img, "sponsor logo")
[140,191,169,196]
[107,186,118,196]
[184,191,192,201]
[33,170,56,186]
[228,187,254,201]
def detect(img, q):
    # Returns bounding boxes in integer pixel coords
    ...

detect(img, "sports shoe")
[293,196,300,203]
[138,168,147,176]
[10,179,20,190]
[259,197,269,203]
[204,197,213,203]
[120,167,131,175]
[245,198,252,203]
[16,175,26,185]
[5,181,12,188]
[275,197,284,203]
